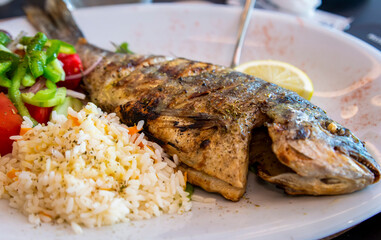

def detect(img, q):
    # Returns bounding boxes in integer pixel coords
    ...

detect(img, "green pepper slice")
[0,50,20,72]
[8,60,38,125]
[0,74,11,88]
[45,79,57,90]
[26,33,48,78]
[32,79,58,101]
[0,44,11,53]
[0,60,11,74]
[43,58,65,83]
[21,87,66,107]
[19,36,32,45]
[21,72,36,87]
[21,35,76,55]
[26,32,48,52]
[27,50,47,78]
[45,39,76,54]
[0,61,12,87]
[33,88,56,101]
[46,40,61,63]
[0,32,11,46]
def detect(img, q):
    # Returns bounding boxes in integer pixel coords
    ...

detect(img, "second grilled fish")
[25,0,380,201]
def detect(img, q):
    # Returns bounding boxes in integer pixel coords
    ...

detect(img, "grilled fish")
[24,0,380,201]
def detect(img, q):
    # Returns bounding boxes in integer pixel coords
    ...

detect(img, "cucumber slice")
[53,96,83,117]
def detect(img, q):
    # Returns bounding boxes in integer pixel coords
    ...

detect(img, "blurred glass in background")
[0,0,12,6]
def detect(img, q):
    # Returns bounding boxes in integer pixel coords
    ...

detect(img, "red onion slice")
[65,56,103,80]
[8,31,26,52]
[66,89,86,100]
[21,78,45,94]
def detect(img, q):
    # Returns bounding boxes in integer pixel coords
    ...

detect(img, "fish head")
[258,121,381,195]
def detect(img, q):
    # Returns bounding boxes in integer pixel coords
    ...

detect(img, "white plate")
[1,3,381,240]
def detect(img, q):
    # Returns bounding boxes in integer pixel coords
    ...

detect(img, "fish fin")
[24,0,84,44]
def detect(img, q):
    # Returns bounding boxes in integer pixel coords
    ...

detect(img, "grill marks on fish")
[110,57,260,133]
[157,59,217,79]
[25,0,381,201]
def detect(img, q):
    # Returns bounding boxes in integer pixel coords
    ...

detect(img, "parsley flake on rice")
[0,103,191,233]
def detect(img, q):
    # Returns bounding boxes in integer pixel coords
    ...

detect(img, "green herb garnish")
[185,182,194,199]
[113,42,134,54]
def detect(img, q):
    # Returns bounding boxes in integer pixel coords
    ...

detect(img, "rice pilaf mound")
[0,103,191,233]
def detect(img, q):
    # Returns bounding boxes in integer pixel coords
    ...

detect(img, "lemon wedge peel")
[234,60,314,100]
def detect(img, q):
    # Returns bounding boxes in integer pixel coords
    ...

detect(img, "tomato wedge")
[57,53,83,90]
[25,103,53,125]
[0,93,23,155]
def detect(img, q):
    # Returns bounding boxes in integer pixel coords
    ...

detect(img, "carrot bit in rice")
[19,127,32,136]
[68,114,81,127]
[128,125,140,136]
[6,169,21,180]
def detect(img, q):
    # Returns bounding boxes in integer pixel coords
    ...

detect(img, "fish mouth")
[249,127,379,195]
[347,150,380,183]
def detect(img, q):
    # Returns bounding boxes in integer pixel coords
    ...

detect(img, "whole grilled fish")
[25,0,380,201]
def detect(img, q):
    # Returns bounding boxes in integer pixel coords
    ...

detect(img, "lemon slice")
[234,60,314,100]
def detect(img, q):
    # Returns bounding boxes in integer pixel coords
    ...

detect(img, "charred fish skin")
[25,0,380,201]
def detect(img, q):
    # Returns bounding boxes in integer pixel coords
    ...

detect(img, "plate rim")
[0,3,380,240]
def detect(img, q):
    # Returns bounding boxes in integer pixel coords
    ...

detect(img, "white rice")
[0,103,191,233]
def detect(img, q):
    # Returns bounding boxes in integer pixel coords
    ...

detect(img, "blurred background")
[0,0,380,51]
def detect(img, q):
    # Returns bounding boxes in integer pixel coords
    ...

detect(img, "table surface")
[0,0,380,239]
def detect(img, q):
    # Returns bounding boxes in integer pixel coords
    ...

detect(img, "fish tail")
[24,0,84,44]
